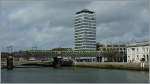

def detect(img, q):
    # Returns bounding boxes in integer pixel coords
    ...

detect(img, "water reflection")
[1,67,149,83]
[126,70,149,83]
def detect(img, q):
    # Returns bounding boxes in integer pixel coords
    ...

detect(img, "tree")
[96,43,100,51]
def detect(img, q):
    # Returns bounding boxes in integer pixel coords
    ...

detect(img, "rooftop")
[127,41,149,47]
[76,9,94,14]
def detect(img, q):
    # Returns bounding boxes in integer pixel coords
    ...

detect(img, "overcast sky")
[0,0,149,51]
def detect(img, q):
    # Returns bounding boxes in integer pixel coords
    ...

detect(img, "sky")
[0,0,149,51]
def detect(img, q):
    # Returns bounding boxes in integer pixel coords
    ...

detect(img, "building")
[51,48,73,51]
[127,41,149,63]
[75,57,96,62]
[96,43,127,62]
[74,9,96,50]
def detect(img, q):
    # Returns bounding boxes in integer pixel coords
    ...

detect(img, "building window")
[137,55,139,60]
[137,48,138,52]
[143,55,145,59]
[132,48,135,51]
[103,48,106,51]
[143,48,145,52]
[147,55,149,61]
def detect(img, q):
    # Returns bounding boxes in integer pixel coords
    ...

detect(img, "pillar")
[7,56,14,70]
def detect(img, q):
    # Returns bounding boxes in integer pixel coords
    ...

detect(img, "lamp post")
[6,45,14,70]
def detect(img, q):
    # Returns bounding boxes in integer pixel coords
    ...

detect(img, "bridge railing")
[1,50,125,63]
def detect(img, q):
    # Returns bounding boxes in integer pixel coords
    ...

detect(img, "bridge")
[1,60,51,67]
[1,50,125,69]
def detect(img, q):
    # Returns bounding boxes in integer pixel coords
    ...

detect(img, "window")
[132,48,135,51]
[84,17,88,19]
[137,55,139,60]
[143,55,145,59]
[137,48,138,52]
[147,55,149,61]
[103,48,106,51]
[143,48,145,52]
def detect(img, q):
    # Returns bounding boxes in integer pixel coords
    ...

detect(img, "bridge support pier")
[7,56,14,70]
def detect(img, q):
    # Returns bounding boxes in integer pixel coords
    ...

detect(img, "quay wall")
[74,62,149,71]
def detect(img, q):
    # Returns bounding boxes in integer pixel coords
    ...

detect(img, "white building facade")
[127,41,149,63]
[74,9,96,50]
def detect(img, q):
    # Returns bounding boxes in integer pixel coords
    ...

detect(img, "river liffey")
[1,67,149,83]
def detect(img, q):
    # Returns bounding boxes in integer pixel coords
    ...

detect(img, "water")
[1,67,149,83]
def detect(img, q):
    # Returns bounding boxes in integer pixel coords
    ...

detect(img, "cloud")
[0,0,149,51]
[85,0,149,43]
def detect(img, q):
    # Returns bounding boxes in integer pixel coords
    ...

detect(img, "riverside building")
[74,9,96,50]
[96,43,127,62]
[127,41,149,63]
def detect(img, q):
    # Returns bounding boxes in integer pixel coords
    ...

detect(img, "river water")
[1,67,149,83]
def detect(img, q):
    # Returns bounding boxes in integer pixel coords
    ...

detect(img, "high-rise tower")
[74,9,96,50]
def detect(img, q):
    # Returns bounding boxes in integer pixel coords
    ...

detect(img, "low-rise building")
[96,43,127,62]
[127,41,149,63]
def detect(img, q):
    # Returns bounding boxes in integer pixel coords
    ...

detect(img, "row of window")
[75,34,96,37]
[75,41,96,43]
[75,24,96,27]
[75,20,96,24]
[97,44,126,47]
[75,14,95,19]
[81,20,96,23]
[128,54,149,61]
[75,30,95,33]
[75,27,96,31]
[75,30,96,33]
[75,46,96,48]
[75,15,95,18]
[98,48,126,51]
[75,17,95,21]
[75,38,96,40]
[75,18,95,21]
[128,47,149,52]
[75,29,96,32]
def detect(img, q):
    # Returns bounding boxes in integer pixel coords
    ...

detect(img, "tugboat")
[61,57,73,66]
[52,50,73,68]
[52,56,74,67]
[52,56,62,68]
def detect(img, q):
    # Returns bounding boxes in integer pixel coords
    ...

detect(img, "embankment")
[74,62,149,71]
